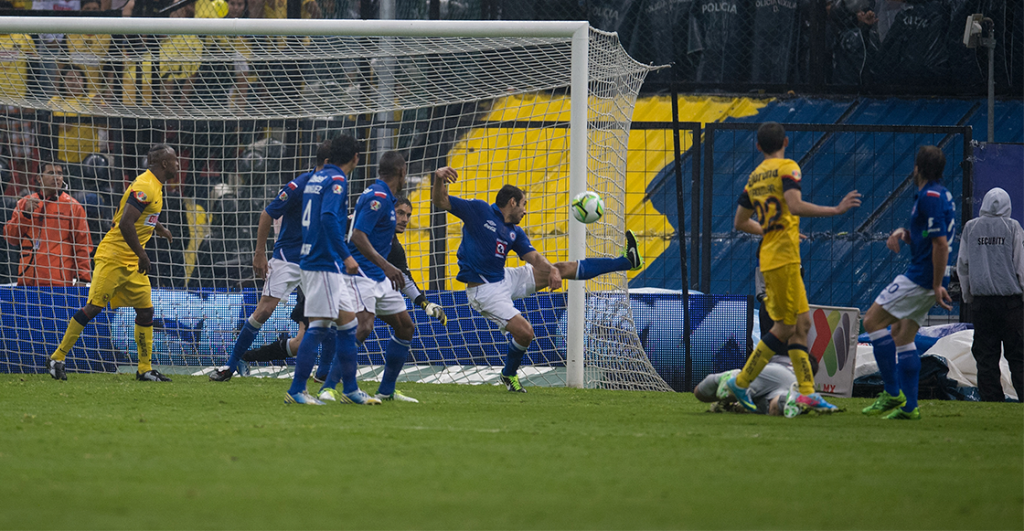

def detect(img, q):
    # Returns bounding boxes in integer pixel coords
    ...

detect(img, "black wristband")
[414,294,427,307]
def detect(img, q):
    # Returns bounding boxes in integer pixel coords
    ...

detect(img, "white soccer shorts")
[300,270,356,319]
[465,264,536,332]
[261,258,302,299]
[874,274,937,326]
[351,274,408,316]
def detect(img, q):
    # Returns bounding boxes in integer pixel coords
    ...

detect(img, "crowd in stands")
[0,0,1017,289]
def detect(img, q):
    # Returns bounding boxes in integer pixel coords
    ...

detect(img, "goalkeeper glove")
[419,300,448,326]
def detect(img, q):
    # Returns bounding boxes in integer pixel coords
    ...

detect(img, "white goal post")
[0,16,671,391]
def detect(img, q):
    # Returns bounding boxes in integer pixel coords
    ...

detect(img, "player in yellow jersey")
[47,145,178,382]
[720,122,861,415]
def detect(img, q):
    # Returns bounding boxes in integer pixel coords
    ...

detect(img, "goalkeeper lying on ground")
[693,355,824,417]
[242,196,446,369]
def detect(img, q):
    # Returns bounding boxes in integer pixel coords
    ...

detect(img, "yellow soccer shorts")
[87,259,153,309]
[761,263,809,326]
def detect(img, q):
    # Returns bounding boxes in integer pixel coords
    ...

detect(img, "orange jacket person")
[3,162,92,286]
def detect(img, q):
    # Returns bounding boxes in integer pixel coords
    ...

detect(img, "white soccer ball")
[571,191,604,224]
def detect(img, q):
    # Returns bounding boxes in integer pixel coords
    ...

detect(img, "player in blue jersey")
[432,167,644,393]
[861,146,956,420]
[210,140,331,382]
[315,151,437,403]
[285,135,380,405]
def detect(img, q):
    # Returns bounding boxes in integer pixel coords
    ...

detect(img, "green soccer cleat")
[783,382,801,418]
[862,390,907,416]
[715,369,739,400]
[884,407,920,420]
[623,230,644,271]
[318,387,342,402]
[500,374,526,393]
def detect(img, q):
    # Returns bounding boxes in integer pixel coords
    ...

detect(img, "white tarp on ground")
[854,330,1018,401]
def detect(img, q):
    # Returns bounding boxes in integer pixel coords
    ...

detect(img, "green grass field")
[1,374,1021,530]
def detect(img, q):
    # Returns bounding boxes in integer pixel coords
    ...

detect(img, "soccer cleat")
[884,407,920,420]
[623,229,644,271]
[725,375,757,412]
[500,374,527,393]
[796,392,838,413]
[136,369,172,382]
[339,389,382,405]
[375,390,419,403]
[284,390,324,405]
[783,382,801,418]
[317,387,342,402]
[48,359,67,381]
[861,390,907,416]
[208,366,233,382]
[715,369,739,400]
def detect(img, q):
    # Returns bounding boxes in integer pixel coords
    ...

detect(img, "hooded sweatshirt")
[957,187,1024,302]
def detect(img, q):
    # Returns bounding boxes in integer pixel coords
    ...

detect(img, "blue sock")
[228,317,261,373]
[896,344,920,411]
[868,329,900,397]
[575,257,632,281]
[313,326,337,382]
[502,338,529,377]
[288,325,333,395]
[324,321,359,394]
[377,336,411,396]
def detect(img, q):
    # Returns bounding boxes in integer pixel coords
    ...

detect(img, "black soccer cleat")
[242,332,291,363]
[500,374,526,393]
[48,359,67,381]
[137,369,172,382]
[208,367,233,382]
[623,229,644,271]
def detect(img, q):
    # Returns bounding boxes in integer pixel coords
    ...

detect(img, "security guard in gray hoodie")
[957,187,1024,402]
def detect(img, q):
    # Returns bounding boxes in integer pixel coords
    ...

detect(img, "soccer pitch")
[1,374,1020,530]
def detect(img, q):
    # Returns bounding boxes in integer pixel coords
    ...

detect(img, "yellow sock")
[136,324,154,373]
[51,316,87,362]
[788,345,815,395]
[736,337,779,388]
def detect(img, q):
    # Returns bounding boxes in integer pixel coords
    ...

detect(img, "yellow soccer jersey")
[0,34,35,99]
[48,94,101,164]
[739,158,803,271]
[95,171,164,267]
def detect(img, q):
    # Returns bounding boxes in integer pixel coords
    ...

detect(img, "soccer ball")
[571,191,604,224]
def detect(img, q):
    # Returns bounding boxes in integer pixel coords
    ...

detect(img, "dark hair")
[756,122,787,154]
[915,145,946,183]
[495,184,525,208]
[378,151,406,180]
[395,197,412,209]
[80,0,100,7]
[147,144,174,165]
[40,161,64,175]
[314,140,331,167]
[325,134,362,167]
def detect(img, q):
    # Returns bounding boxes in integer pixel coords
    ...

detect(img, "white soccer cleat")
[375,390,419,403]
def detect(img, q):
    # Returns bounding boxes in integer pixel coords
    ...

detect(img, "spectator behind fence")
[957,187,1024,402]
[2,161,93,286]
[750,0,808,85]
[874,0,949,87]
[32,0,80,98]
[830,0,880,86]
[0,25,36,99]
[47,64,104,166]
[66,0,112,99]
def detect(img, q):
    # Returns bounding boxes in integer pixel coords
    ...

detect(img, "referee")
[957,187,1024,402]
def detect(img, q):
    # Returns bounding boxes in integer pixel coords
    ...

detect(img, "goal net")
[0,17,671,391]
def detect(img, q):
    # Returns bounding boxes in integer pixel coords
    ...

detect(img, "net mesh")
[0,23,671,391]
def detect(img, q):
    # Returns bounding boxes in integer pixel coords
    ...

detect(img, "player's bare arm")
[431,166,458,211]
[351,229,404,290]
[783,189,862,217]
[734,205,764,236]
[154,221,172,243]
[253,210,273,279]
[931,235,952,310]
[523,250,561,291]
[119,204,150,275]
[886,227,911,253]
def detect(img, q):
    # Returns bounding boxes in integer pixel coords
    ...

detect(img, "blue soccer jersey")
[299,164,351,272]
[348,179,397,282]
[904,182,956,288]
[264,170,313,263]
[448,196,535,284]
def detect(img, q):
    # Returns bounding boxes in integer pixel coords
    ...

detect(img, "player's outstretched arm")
[253,210,274,280]
[431,167,458,211]
[783,189,862,218]
[886,227,911,253]
[734,205,763,236]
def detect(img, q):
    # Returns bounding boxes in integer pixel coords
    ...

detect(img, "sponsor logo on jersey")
[278,190,289,202]
[370,200,381,211]
[509,231,516,241]
[134,190,148,202]
[791,169,801,180]
[144,214,159,227]
[332,183,343,194]
[484,220,497,233]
